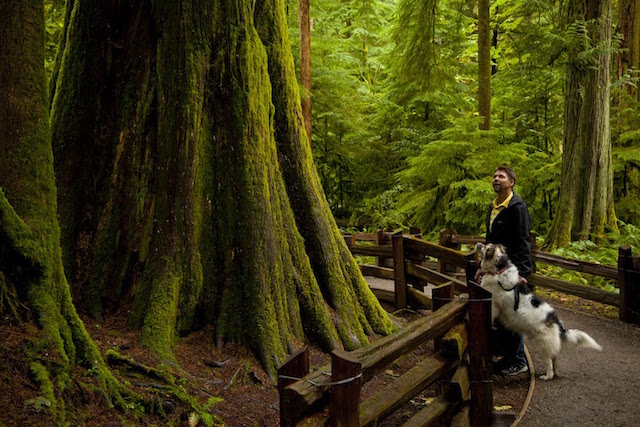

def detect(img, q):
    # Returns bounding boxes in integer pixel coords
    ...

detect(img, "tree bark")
[478,0,492,130]
[546,0,618,248]
[50,0,394,375]
[299,0,313,146]
[615,0,640,224]
[0,0,132,420]
[617,0,640,101]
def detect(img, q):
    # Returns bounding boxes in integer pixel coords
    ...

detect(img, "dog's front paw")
[540,373,554,381]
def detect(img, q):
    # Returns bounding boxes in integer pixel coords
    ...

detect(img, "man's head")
[493,166,515,195]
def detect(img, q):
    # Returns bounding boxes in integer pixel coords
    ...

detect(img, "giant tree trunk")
[546,0,618,247]
[478,0,491,130]
[615,0,640,224]
[50,0,394,375]
[618,0,640,102]
[0,0,131,421]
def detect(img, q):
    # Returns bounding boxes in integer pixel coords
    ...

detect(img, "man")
[485,166,534,376]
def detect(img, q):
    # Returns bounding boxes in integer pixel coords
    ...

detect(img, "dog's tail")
[562,329,602,352]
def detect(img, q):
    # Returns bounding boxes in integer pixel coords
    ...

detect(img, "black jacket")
[485,193,534,277]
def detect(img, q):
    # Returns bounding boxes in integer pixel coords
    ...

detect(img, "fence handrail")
[344,229,639,325]
[280,296,468,425]
[443,232,619,283]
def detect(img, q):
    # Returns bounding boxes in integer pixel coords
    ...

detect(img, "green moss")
[29,362,66,425]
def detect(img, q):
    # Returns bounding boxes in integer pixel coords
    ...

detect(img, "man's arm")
[511,204,533,277]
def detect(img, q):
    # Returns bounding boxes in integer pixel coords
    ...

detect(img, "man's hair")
[495,166,516,184]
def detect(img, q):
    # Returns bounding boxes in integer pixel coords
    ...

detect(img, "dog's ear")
[496,243,507,255]
[475,242,485,256]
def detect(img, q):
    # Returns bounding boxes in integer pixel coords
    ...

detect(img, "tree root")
[105,350,223,426]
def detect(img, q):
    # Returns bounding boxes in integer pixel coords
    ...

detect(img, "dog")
[475,242,602,380]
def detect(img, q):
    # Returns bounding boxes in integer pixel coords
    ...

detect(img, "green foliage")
[536,223,640,293]
[44,1,65,81]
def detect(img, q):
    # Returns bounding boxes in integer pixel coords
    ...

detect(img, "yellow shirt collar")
[492,192,514,209]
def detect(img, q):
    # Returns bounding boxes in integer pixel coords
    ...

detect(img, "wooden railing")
[278,280,494,426]
[345,228,640,325]
[344,230,475,311]
[437,230,640,321]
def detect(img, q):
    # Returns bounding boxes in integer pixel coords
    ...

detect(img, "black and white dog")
[476,242,602,380]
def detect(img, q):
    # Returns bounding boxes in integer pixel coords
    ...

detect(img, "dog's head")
[475,242,510,273]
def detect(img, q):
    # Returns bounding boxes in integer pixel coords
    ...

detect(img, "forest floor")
[0,286,627,427]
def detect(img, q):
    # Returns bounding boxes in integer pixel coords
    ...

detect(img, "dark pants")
[493,322,526,366]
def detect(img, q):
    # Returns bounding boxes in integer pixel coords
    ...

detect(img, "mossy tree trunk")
[50,0,394,376]
[615,0,640,224]
[0,0,133,421]
[477,0,491,130]
[546,0,618,248]
[298,0,312,146]
[618,0,640,102]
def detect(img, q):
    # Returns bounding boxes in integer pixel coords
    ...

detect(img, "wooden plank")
[407,287,432,310]
[330,350,361,426]
[349,245,394,257]
[467,281,492,427]
[404,236,475,268]
[359,352,457,426]
[393,232,408,310]
[532,250,618,282]
[441,323,468,361]
[370,288,395,304]
[406,263,468,294]
[282,298,468,423]
[353,232,379,242]
[527,274,620,307]
[448,365,470,402]
[279,346,309,427]
[450,405,470,427]
[400,394,449,427]
[359,264,395,280]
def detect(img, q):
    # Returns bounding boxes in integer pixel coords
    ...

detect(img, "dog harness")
[497,279,521,312]
[485,266,522,311]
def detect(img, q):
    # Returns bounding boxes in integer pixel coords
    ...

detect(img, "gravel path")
[365,277,640,427]
[520,306,640,427]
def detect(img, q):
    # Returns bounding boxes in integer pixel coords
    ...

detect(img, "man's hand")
[518,275,528,284]
[474,270,484,283]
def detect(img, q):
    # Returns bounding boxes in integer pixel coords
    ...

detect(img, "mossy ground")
[0,289,551,426]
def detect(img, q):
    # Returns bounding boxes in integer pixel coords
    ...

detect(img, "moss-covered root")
[105,350,223,426]
[0,188,44,277]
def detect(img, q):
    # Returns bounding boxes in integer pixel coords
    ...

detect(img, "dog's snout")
[486,246,495,259]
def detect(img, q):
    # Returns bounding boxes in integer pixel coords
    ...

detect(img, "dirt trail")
[520,306,640,427]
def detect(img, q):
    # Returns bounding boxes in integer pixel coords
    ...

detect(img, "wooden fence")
[345,228,640,325]
[278,278,495,426]
[438,229,640,324]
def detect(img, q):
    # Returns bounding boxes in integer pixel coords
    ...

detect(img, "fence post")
[439,228,460,274]
[467,278,493,427]
[329,349,362,427]
[392,231,407,310]
[376,229,384,267]
[619,245,640,325]
[278,346,309,427]
[344,234,355,248]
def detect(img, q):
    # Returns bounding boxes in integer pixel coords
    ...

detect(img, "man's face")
[493,170,514,194]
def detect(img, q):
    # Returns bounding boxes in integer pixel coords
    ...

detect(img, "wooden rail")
[278,282,494,426]
[345,229,640,325]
